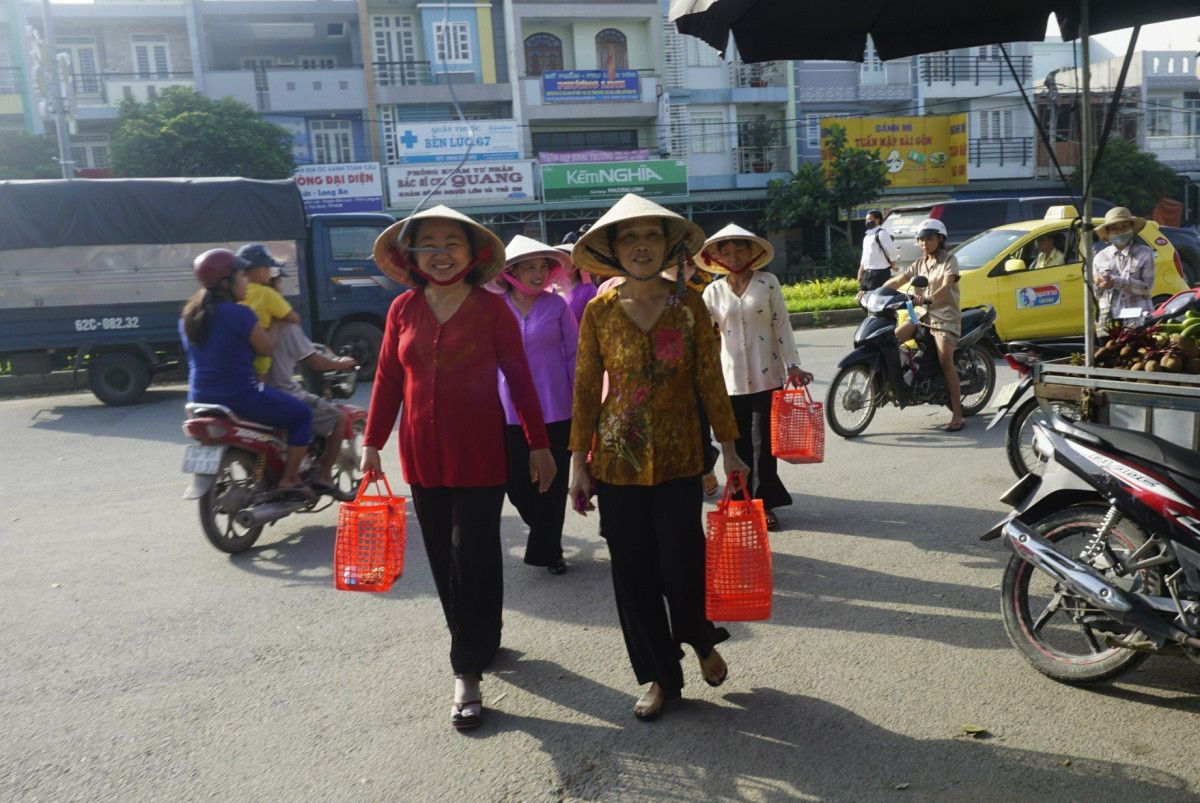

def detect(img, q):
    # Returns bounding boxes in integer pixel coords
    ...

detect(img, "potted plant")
[743,119,780,172]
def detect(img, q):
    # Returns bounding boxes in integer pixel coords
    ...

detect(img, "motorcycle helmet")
[193,248,251,288]
[916,218,948,240]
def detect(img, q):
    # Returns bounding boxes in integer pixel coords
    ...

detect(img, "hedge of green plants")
[781,277,860,314]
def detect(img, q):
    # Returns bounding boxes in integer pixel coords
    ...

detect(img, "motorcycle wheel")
[332,418,366,498]
[958,346,996,417]
[1005,397,1081,479]
[825,364,878,438]
[1000,504,1159,684]
[199,450,265,554]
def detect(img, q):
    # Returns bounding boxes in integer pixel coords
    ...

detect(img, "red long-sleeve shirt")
[365,286,550,488]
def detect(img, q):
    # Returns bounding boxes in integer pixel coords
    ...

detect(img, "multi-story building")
[1,0,32,133]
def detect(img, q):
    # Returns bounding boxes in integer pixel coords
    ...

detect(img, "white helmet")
[916,218,948,239]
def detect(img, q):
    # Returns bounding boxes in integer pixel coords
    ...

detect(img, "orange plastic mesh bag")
[705,474,772,621]
[334,471,406,592]
[771,383,825,464]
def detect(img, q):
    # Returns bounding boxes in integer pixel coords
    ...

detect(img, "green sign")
[541,160,688,202]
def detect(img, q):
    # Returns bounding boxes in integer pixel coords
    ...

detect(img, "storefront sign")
[820,114,969,187]
[539,149,652,164]
[541,70,641,103]
[541,160,688,202]
[386,161,535,207]
[294,162,384,213]
[391,120,520,164]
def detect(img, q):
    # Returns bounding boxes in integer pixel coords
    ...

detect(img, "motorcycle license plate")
[993,381,1021,411]
[182,445,223,474]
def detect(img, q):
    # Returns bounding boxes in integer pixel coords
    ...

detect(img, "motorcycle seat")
[960,307,990,334]
[1071,420,1200,483]
[184,403,279,434]
[1006,340,1082,358]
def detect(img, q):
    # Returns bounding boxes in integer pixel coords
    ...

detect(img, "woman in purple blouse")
[554,240,598,323]
[495,235,579,574]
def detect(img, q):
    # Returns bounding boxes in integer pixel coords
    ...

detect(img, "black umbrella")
[669,0,1200,62]
[669,0,1199,361]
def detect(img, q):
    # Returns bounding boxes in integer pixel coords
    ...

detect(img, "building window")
[979,109,1013,140]
[70,134,109,169]
[805,114,824,149]
[311,120,354,163]
[131,34,170,79]
[595,28,628,72]
[531,129,638,153]
[1186,97,1200,137]
[926,50,950,82]
[1146,102,1174,137]
[301,57,336,70]
[433,21,472,64]
[684,34,721,68]
[57,37,99,94]
[524,33,563,77]
[690,111,725,154]
[373,16,419,86]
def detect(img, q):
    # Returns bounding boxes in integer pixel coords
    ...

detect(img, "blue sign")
[541,70,641,103]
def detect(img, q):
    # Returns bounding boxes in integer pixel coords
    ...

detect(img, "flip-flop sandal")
[451,700,483,730]
[764,510,780,531]
[699,650,728,687]
[702,474,719,497]
[309,480,355,502]
[945,421,965,432]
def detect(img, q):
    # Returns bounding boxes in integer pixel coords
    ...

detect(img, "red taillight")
[183,418,232,442]
[929,204,944,219]
[1004,354,1034,375]
[1173,250,1185,281]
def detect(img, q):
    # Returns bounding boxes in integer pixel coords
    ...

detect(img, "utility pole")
[41,0,74,179]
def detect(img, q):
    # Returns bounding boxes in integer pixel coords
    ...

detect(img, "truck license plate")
[182,445,224,474]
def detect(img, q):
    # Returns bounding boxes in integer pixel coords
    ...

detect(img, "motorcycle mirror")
[911,275,930,289]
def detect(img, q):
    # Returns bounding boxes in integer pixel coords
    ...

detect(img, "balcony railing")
[735,145,789,174]
[1146,134,1200,157]
[728,60,787,89]
[920,54,1031,85]
[373,61,477,87]
[67,72,194,106]
[0,67,23,94]
[970,136,1033,166]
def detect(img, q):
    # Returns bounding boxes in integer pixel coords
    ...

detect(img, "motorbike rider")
[886,218,964,432]
[262,311,358,501]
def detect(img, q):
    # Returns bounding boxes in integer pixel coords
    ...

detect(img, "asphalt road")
[3,325,1198,801]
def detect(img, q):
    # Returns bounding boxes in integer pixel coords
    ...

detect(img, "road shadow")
[28,388,191,444]
[472,656,1194,800]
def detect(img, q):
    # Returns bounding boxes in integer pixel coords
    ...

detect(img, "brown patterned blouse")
[570,288,739,486]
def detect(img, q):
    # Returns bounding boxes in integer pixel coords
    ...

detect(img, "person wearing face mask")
[491,235,578,576]
[569,194,747,722]
[697,224,811,531]
[363,206,556,732]
[1091,207,1153,332]
[857,209,898,299]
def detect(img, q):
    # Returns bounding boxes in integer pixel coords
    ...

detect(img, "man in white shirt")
[857,209,898,296]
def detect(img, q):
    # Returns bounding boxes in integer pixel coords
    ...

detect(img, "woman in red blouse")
[362,205,556,731]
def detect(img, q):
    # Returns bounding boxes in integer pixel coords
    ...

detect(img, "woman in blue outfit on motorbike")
[180,248,313,494]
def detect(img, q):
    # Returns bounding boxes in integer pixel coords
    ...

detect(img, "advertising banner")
[294,162,384,214]
[820,114,968,187]
[541,70,641,103]
[390,120,520,164]
[386,161,536,207]
[539,148,652,164]
[541,160,687,202]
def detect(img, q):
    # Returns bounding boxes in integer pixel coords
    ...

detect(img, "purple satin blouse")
[563,280,598,323]
[498,292,578,425]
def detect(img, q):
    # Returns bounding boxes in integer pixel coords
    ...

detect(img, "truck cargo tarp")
[0,178,307,250]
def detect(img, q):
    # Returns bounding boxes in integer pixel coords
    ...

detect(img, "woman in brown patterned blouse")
[569,193,747,721]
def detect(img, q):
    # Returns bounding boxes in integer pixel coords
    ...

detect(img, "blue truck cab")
[0,178,399,405]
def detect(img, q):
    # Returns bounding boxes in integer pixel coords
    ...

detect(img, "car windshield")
[950,229,1027,271]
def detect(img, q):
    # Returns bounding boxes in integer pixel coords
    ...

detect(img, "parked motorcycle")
[180,364,367,554]
[987,340,1083,479]
[825,276,998,437]
[982,413,1200,684]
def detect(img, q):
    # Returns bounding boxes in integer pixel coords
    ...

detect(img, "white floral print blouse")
[702,272,802,396]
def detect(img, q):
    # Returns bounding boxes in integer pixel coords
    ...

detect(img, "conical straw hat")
[697,223,775,274]
[373,204,506,285]
[572,193,706,279]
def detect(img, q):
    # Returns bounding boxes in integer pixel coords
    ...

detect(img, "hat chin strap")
[502,271,544,296]
[410,246,494,287]
[704,251,754,275]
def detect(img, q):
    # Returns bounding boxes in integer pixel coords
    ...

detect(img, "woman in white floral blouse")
[698,224,811,531]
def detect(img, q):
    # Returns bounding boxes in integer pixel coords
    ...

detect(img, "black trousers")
[860,268,891,292]
[730,388,792,510]
[409,484,506,677]
[597,476,730,696]
[505,419,572,566]
[698,403,719,475]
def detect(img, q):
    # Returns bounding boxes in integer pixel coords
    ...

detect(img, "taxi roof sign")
[1044,205,1078,220]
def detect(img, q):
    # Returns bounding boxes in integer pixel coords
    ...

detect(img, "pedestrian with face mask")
[857,209,898,299]
[1092,207,1154,332]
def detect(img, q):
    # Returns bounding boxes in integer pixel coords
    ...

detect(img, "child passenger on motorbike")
[180,249,314,495]
[886,218,964,432]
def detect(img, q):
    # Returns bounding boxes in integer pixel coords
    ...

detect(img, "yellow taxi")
[951,205,1189,342]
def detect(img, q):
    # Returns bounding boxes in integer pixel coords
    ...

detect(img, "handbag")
[333,470,406,592]
[705,473,772,621]
[771,381,825,464]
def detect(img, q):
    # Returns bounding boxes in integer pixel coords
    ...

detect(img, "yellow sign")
[820,114,969,187]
